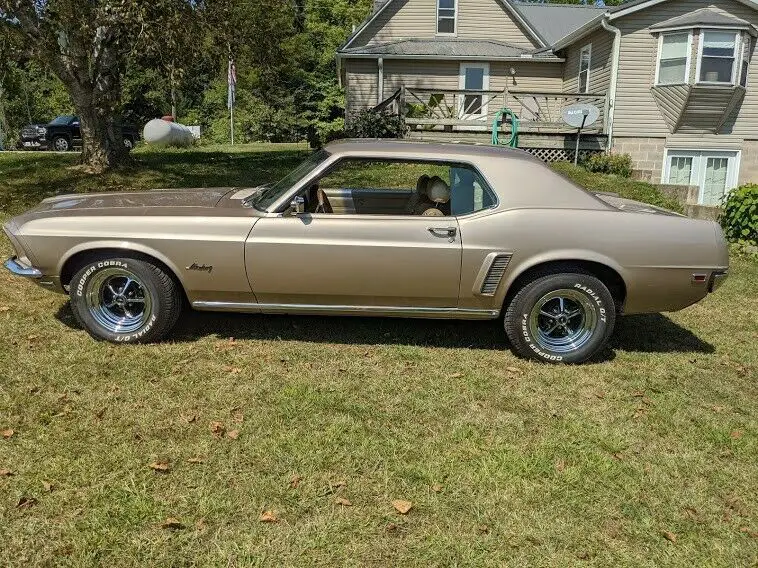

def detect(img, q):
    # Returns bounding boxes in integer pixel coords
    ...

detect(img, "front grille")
[480,254,512,296]
[21,127,37,138]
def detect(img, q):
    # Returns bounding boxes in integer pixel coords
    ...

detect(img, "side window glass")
[308,159,494,216]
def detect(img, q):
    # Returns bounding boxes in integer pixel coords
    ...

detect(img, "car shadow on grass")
[55,304,715,355]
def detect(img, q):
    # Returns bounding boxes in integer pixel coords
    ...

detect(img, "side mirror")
[290,195,305,215]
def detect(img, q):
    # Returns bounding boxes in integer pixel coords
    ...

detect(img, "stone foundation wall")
[738,140,758,186]
[611,136,666,183]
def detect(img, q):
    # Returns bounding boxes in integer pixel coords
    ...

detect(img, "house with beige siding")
[337,0,758,206]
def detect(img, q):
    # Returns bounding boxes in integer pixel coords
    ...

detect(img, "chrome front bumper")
[4,257,42,278]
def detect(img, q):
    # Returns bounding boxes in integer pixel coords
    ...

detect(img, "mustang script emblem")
[186,262,213,274]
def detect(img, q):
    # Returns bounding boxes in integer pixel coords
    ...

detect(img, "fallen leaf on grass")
[594,391,605,399]
[448,372,464,379]
[227,430,240,440]
[711,405,725,413]
[385,523,399,532]
[683,506,698,519]
[225,366,242,375]
[631,390,645,398]
[0,468,14,477]
[259,510,279,523]
[661,530,677,543]
[611,452,624,461]
[555,459,566,473]
[392,500,413,514]
[432,483,443,493]
[160,517,185,530]
[187,456,205,464]
[0,306,10,312]
[730,430,744,439]
[231,411,244,424]
[209,421,226,437]
[42,481,54,492]
[94,408,106,420]
[506,366,521,374]
[148,461,170,473]
[289,474,302,489]
[335,497,352,506]
[16,496,37,509]
[2,429,14,439]
[182,413,198,424]
[195,517,207,531]
[477,524,490,534]
[740,527,758,538]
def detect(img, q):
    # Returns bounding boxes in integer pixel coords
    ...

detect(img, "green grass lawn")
[0,145,756,566]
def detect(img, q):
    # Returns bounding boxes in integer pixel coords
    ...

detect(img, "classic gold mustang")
[3,140,729,363]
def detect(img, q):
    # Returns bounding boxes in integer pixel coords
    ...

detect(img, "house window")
[579,44,592,93]
[657,32,691,85]
[664,150,740,206]
[698,31,739,84]
[437,0,456,35]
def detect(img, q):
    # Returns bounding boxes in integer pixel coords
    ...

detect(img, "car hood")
[31,188,234,213]
[593,193,683,217]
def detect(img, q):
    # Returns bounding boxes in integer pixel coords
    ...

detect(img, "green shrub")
[582,152,633,178]
[345,109,407,139]
[720,183,758,245]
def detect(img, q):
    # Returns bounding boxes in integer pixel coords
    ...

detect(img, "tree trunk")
[75,101,125,172]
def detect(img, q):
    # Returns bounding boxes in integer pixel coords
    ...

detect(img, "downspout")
[336,53,343,88]
[377,57,384,105]
[601,15,621,152]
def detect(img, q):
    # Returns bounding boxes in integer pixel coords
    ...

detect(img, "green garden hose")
[492,108,519,148]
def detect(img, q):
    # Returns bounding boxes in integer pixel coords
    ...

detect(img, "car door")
[71,117,81,145]
[245,214,462,310]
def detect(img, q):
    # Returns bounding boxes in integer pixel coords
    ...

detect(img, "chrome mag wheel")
[84,268,153,334]
[528,289,598,354]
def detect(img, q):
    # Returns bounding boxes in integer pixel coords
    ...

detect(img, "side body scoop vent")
[479,253,513,296]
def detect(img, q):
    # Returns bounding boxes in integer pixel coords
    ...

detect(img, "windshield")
[249,149,330,210]
[49,115,76,126]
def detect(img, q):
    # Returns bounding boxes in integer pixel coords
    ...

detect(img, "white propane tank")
[143,118,195,147]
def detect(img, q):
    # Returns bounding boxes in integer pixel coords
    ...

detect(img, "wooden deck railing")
[390,87,608,135]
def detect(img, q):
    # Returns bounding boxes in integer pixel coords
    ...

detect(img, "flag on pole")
[227,58,237,110]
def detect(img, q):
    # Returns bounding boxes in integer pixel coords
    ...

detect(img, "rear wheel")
[504,272,615,364]
[69,257,182,343]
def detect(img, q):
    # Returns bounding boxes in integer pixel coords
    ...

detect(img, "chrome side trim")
[4,257,43,278]
[192,301,499,319]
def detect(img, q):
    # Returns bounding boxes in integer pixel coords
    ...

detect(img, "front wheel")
[70,257,182,343]
[52,136,71,152]
[504,272,616,364]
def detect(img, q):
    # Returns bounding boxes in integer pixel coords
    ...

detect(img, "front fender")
[57,240,189,291]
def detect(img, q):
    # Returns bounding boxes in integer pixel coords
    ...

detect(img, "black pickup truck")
[20,115,140,152]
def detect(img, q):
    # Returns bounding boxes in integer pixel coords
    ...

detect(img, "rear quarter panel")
[459,207,728,314]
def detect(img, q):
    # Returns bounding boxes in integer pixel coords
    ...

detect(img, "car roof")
[324,138,543,164]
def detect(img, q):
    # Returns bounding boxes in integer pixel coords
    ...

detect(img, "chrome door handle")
[427,226,457,242]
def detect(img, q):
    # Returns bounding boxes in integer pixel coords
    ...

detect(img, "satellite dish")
[562,103,600,128]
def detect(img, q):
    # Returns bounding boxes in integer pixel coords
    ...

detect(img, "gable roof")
[512,3,606,46]
[609,0,758,19]
[340,0,758,58]
[341,0,550,51]
[649,7,758,34]
[340,38,563,60]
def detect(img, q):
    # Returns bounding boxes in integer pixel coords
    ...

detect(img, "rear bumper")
[709,270,728,293]
[4,257,42,278]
